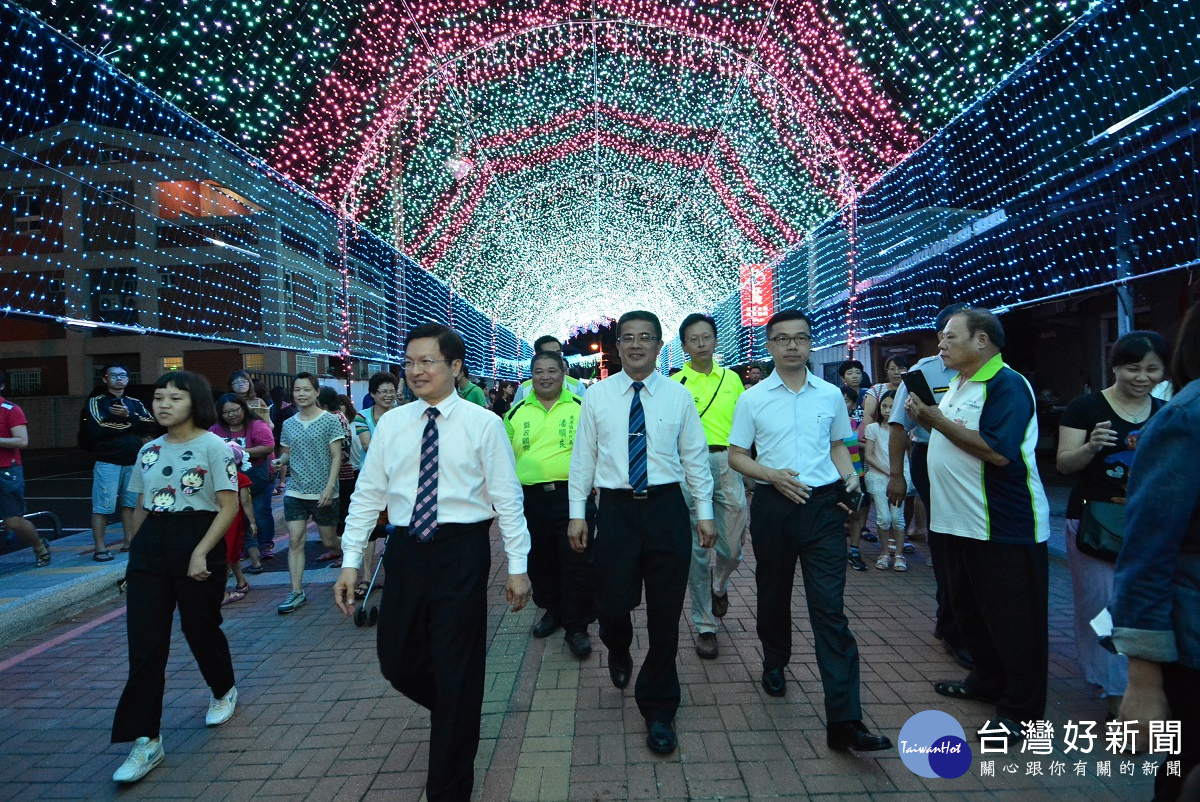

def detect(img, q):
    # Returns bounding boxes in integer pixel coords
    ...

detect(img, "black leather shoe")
[646,721,677,755]
[609,650,633,689]
[566,631,592,658]
[711,590,729,618]
[531,611,560,638]
[695,632,719,659]
[761,667,786,697]
[827,720,893,752]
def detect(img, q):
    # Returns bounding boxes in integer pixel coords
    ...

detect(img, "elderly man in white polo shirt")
[728,309,891,753]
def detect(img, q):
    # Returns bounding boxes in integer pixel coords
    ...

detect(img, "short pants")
[0,464,26,519]
[283,495,339,527]
[92,461,138,515]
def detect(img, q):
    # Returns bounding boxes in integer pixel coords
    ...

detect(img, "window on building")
[295,354,317,375]
[10,194,44,234]
[242,353,264,372]
[84,182,137,251]
[161,357,183,373]
[6,368,42,395]
[283,274,295,307]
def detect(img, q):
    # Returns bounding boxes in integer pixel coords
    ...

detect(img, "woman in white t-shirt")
[110,371,240,785]
[862,391,913,571]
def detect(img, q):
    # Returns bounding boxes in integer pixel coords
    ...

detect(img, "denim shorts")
[0,464,26,520]
[92,461,138,514]
[283,495,339,527]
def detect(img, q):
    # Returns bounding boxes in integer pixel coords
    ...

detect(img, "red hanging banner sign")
[740,264,773,326]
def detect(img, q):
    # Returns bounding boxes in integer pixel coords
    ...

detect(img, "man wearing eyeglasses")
[671,313,746,659]
[728,310,892,753]
[81,364,155,562]
[567,310,715,757]
[334,323,531,802]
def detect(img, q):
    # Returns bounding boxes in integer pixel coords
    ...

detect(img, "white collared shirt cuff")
[695,501,715,520]
[340,550,364,571]
[569,500,587,519]
[507,557,528,574]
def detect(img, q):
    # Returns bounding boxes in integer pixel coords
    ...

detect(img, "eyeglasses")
[685,334,714,346]
[403,358,451,372]
[618,333,660,345]
[222,409,243,417]
[768,334,812,347]
[107,373,129,380]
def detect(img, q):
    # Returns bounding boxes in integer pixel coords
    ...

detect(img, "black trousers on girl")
[111,512,234,743]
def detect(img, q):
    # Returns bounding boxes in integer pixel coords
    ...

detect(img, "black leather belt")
[600,483,680,501]
[708,445,728,452]
[523,481,566,493]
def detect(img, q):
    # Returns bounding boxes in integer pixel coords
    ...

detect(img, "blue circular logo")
[898,710,973,778]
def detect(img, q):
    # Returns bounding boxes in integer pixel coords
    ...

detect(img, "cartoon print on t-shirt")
[151,486,176,512]
[225,457,238,484]
[140,445,161,472]
[180,466,207,495]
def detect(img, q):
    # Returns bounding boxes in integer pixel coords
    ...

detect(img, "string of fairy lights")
[1,0,1197,372]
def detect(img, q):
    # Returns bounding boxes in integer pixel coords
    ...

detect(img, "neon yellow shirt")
[671,362,743,446]
[504,387,583,485]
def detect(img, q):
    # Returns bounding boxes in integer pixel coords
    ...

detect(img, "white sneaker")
[112,736,164,783]
[206,686,238,727]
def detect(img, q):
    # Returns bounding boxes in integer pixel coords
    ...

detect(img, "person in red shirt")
[0,370,52,567]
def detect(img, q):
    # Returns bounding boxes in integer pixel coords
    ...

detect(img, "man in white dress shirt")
[728,310,892,753]
[567,310,715,757]
[334,323,532,802]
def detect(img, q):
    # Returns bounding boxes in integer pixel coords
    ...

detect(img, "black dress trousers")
[524,484,595,635]
[376,521,491,802]
[593,484,692,724]
[911,441,963,649]
[750,484,862,723]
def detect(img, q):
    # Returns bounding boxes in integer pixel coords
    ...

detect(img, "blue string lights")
[1,0,1196,370]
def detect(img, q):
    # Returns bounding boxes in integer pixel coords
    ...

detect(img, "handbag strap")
[696,368,727,420]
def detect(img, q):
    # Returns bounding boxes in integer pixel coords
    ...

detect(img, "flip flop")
[222,590,247,606]
[315,551,341,563]
[354,581,370,600]
[245,564,265,575]
[35,540,52,568]
[93,550,114,562]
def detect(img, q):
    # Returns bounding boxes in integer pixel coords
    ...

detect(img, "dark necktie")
[410,407,439,542]
[628,381,648,493]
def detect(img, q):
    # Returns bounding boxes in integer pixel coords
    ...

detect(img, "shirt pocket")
[650,418,681,450]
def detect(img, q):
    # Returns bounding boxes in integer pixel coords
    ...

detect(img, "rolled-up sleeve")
[341,419,390,571]
[1110,402,1200,663]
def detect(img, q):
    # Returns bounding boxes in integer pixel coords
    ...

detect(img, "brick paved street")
[0,510,1159,800]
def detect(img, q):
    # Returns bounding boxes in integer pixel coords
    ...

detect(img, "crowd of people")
[0,300,1198,801]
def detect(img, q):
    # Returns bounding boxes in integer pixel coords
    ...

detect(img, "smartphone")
[838,484,864,511]
[901,370,937,406]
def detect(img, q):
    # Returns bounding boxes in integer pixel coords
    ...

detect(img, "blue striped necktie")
[628,381,648,493]
[409,407,440,542]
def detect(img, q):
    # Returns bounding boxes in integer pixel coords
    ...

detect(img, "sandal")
[354,581,370,600]
[893,555,908,572]
[933,680,999,704]
[316,551,341,563]
[245,564,264,575]
[222,589,247,606]
[35,539,52,568]
[233,583,250,594]
[875,553,891,570]
[93,550,114,562]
